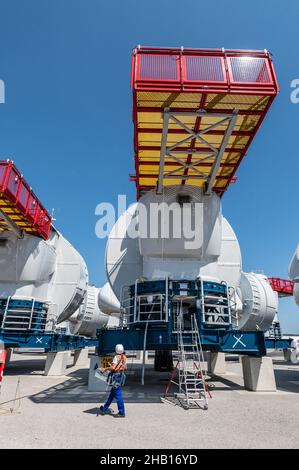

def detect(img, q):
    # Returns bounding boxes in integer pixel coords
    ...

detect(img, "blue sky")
[0,0,298,332]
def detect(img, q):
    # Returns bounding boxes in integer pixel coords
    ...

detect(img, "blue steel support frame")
[264,337,293,350]
[0,332,98,352]
[96,279,293,357]
[97,328,292,356]
[97,328,270,356]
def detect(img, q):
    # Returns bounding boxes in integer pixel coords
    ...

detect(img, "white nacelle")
[68,286,110,337]
[98,282,120,316]
[59,285,118,336]
[0,230,88,330]
[0,210,123,339]
[237,273,278,330]
[105,186,277,331]
[0,230,117,336]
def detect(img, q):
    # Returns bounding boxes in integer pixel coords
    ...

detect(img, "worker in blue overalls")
[99,344,127,418]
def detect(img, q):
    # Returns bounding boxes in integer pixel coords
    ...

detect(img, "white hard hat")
[115,344,124,354]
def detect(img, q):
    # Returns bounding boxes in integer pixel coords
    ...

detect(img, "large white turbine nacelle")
[105,186,277,331]
[0,229,117,335]
[0,229,88,330]
[289,244,299,305]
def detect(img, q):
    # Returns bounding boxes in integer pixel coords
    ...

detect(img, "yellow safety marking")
[101,356,113,368]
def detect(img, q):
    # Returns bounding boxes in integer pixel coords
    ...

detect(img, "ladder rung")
[186,388,204,392]
[204,312,230,316]
[204,297,228,301]
[5,316,31,320]
[186,393,206,397]
[203,304,228,308]
[187,398,206,402]
[3,327,30,330]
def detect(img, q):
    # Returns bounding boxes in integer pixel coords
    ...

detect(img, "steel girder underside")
[0,332,98,352]
[96,328,292,357]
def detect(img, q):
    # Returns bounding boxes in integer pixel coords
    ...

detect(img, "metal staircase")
[164,304,209,410]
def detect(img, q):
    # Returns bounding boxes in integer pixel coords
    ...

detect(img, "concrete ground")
[0,350,298,449]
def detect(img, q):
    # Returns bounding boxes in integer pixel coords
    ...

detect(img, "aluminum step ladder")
[164,304,209,410]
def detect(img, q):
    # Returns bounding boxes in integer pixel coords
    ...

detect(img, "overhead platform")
[0,160,52,240]
[131,46,279,197]
[268,277,294,297]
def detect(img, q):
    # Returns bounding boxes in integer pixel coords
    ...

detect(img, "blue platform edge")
[96,328,293,357]
[0,332,98,352]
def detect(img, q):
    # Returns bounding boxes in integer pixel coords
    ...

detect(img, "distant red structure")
[0,160,52,240]
[268,277,294,297]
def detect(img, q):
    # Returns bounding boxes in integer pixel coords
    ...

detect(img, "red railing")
[131,46,279,94]
[0,160,52,240]
[268,277,294,297]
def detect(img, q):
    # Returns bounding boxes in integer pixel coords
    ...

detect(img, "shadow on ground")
[30,365,170,404]
[3,354,299,408]
[5,354,46,376]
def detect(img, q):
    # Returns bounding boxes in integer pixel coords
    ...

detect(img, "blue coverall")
[102,374,125,416]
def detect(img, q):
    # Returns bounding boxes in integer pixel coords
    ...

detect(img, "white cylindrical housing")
[58,286,110,337]
[78,286,109,336]
[98,282,120,316]
[105,187,241,298]
[105,185,278,332]
[237,273,278,331]
[0,229,88,330]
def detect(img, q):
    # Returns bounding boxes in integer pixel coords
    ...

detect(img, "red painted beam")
[136,107,264,116]
[137,161,237,167]
[137,145,244,153]
[138,128,253,137]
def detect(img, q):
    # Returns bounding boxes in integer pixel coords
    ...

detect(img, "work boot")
[114,413,125,418]
[99,406,112,415]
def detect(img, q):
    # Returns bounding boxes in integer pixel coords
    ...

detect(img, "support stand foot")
[44,351,69,376]
[73,348,89,367]
[242,356,277,391]
[207,352,226,375]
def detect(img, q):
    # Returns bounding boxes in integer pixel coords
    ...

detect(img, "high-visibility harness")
[107,354,127,388]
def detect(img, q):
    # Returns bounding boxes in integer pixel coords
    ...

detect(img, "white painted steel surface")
[0,231,113,336]
[105,186,277,331]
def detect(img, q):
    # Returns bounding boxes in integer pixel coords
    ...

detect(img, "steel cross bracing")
[156,108,239,194]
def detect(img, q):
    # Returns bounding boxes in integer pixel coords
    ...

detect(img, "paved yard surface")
[0,351,298,449]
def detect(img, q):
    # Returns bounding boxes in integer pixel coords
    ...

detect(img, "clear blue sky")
[0,0,298,332]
